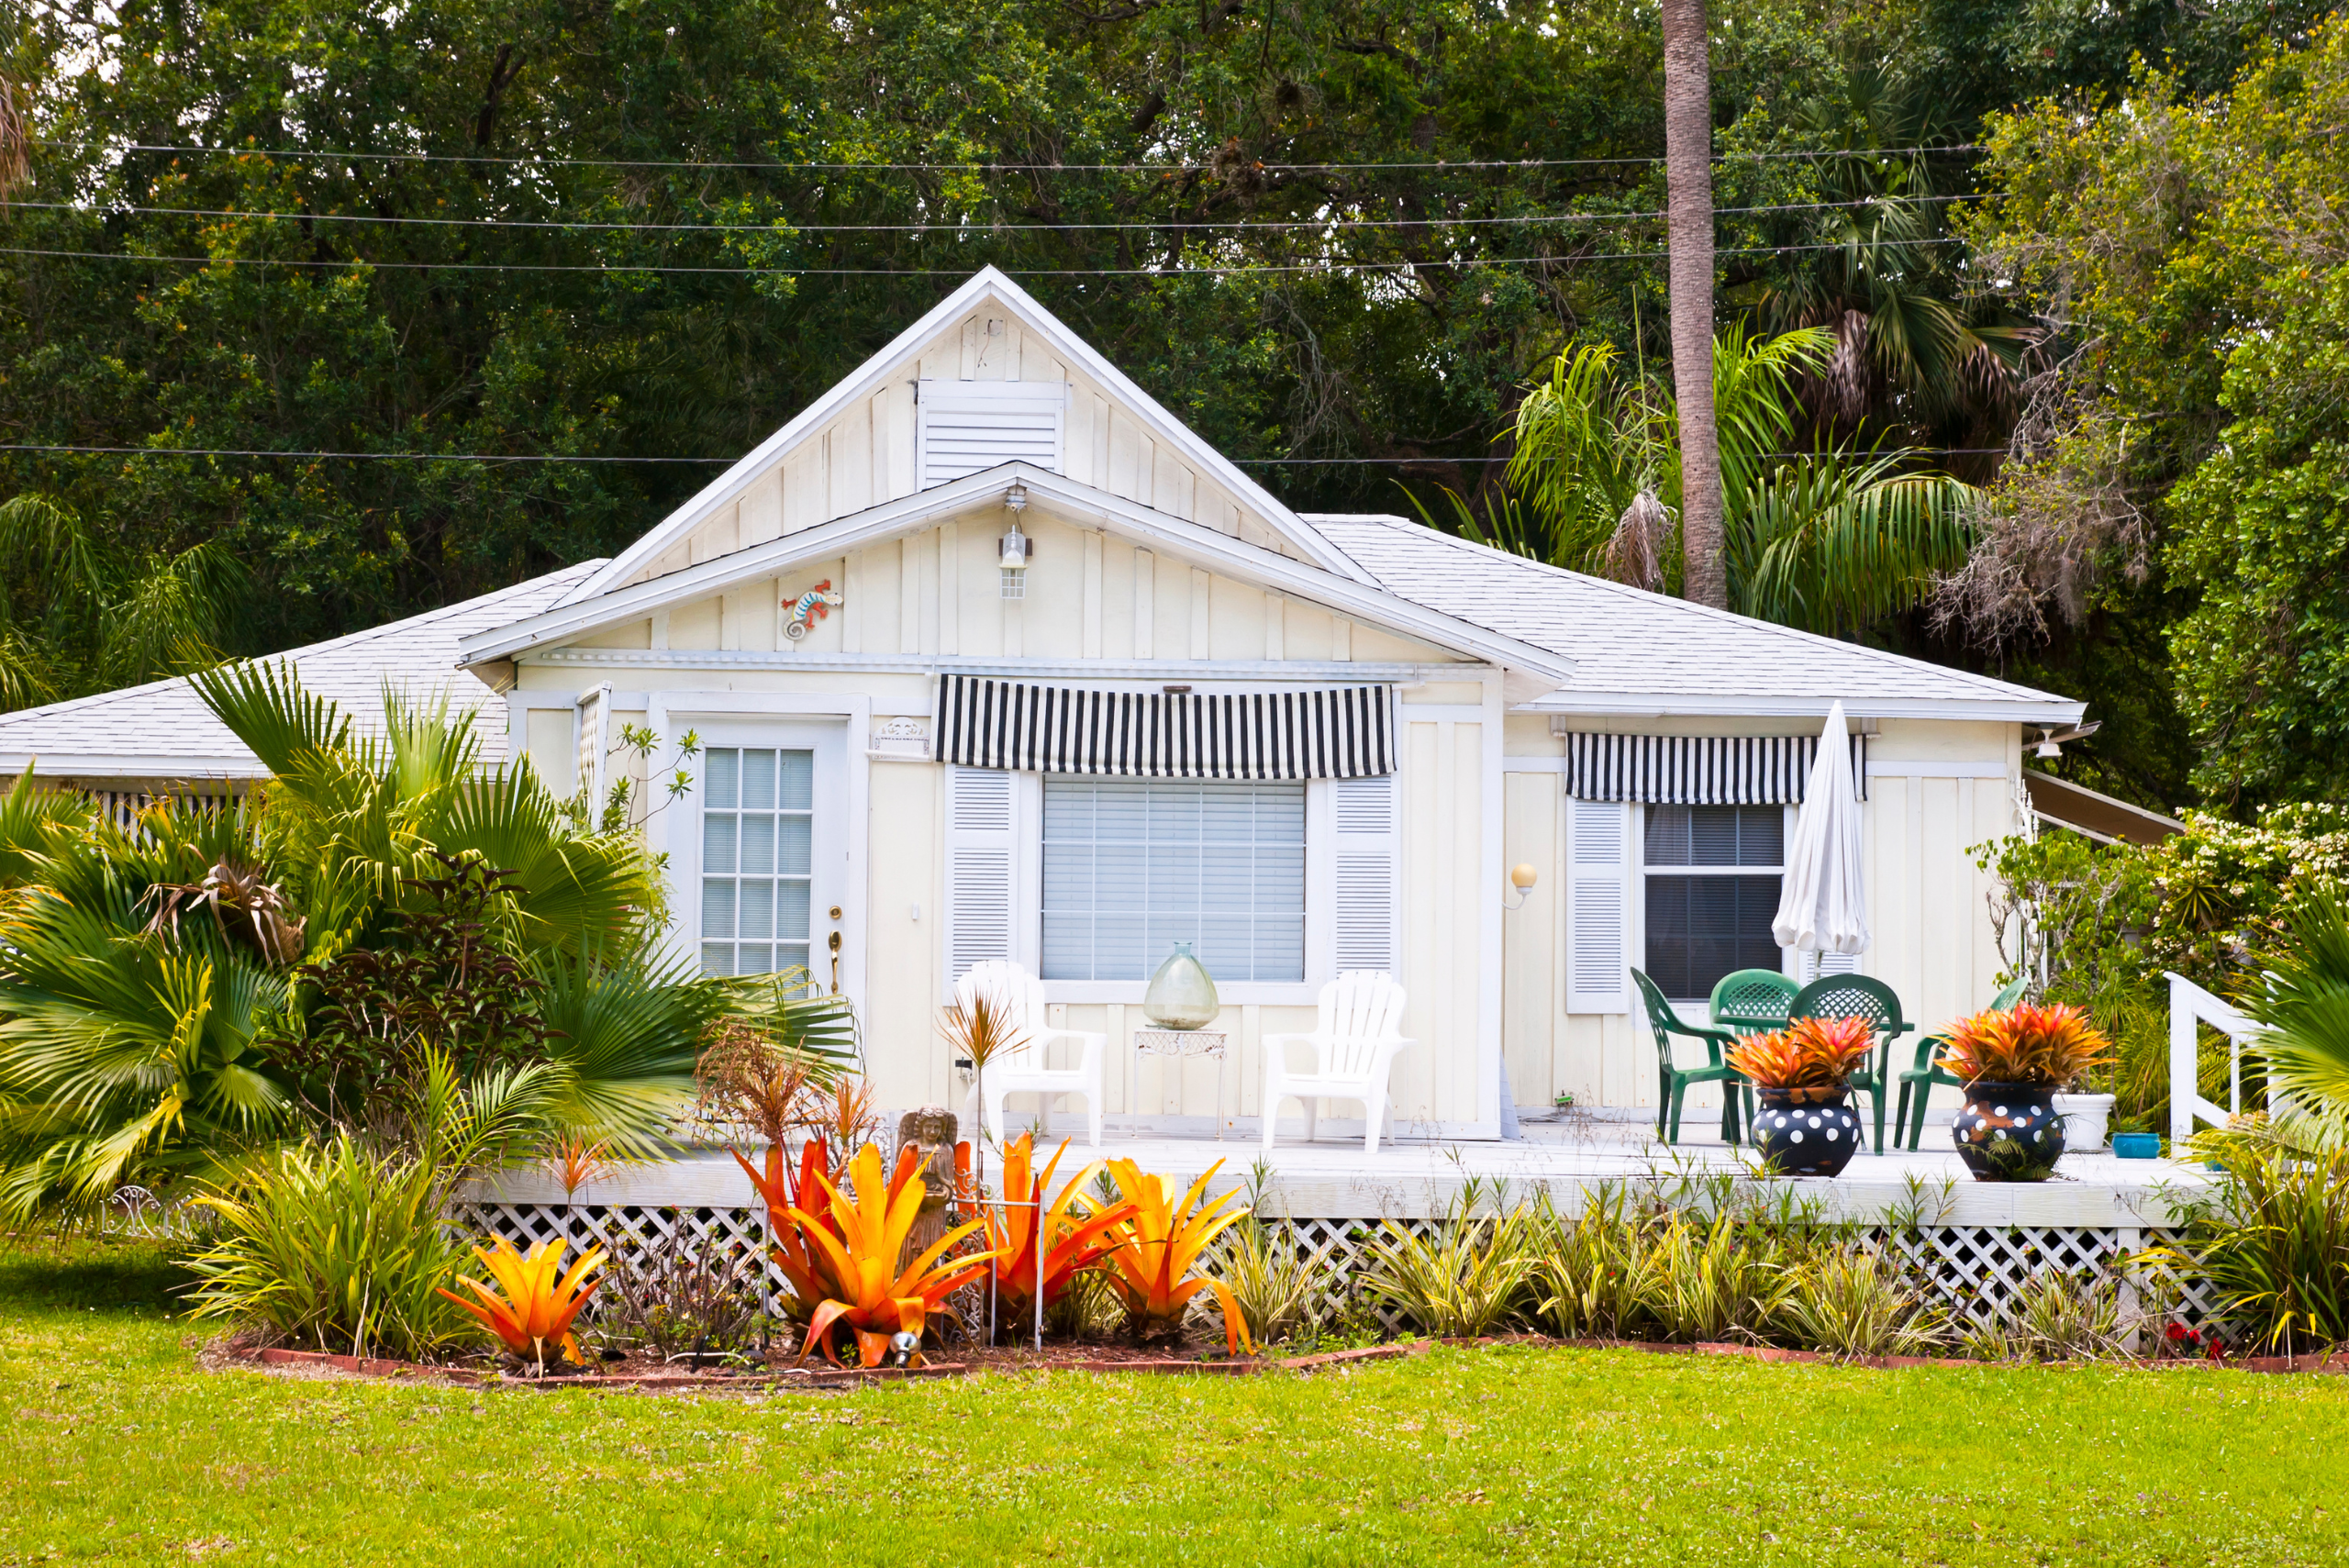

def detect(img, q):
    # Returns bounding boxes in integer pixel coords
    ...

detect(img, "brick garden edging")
[236,1335,2342,1388]
[238,1339,1430,1389]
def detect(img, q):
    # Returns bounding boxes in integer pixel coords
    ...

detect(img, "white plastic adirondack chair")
[1261,970,1414,1153]
[955,960,1106,1149]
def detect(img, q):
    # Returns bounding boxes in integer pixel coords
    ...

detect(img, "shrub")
[1357,1189,1541,1340]
[183,1134,472,1361]
[2162,1140,2349,1354]
[1959,1270,2132,1362]
[1524,1187,1653,1340]
[594,1220,766,1363]
[1782,1248,1946,1359]
[1212,1216,1322,1348]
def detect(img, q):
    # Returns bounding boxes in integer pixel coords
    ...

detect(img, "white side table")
[1130,1029,1229,1140]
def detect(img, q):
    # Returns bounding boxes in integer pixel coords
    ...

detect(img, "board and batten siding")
[1500,717,2026,1120]
[618,311,1306,590]
[508,502,1493,1132]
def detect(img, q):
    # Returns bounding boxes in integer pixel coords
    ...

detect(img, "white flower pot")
[2052,1092,2116,1152]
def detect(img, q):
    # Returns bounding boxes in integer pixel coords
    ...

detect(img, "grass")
[5,1237,2349,1565]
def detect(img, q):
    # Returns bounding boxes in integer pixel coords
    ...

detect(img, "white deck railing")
[2167,971,2265,1142]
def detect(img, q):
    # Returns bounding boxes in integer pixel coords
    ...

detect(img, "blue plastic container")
[2112,1131,2162,1160]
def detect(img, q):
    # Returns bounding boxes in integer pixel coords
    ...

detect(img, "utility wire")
[39,139,1986,173]
[0,442,2016,463]
[3,191,1987,236]
[0,236,1967,277]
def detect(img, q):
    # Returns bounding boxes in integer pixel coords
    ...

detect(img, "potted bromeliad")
[1728,1016,1876,1177]
[1935,1003,2117,1182]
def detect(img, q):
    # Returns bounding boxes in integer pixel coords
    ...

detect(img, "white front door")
[686,719,851,995]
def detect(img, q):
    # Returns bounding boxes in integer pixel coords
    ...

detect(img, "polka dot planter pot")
[1951,1082,2066,1182]
[1753,1090,1863,1177]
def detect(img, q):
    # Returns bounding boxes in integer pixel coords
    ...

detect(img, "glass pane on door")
[700,747,814,979]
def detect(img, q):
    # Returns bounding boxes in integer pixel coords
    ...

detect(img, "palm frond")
[2251,896,2349,1117]
[192,661,353,776]
[1730,447,1979,637]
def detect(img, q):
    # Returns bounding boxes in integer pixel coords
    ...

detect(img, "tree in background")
[1660,0,1725,611]
[1488,325,1976,638]
[1959,18,2349,808]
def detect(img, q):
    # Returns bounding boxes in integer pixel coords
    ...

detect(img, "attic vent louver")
[917,379,1067,488]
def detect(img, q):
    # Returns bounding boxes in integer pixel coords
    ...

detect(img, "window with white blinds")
[1041,776,1305,983]
[699,747,814,978]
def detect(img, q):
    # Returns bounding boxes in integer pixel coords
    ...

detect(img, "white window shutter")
[1566,797,1632,1013]
[917,381,1067,488]
[944,765,1019,982]
[573,683,612,805]
[1811,950,1863,980]
[1330,774,1400,975]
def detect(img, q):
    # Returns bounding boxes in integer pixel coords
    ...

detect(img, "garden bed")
[224,1332,2347,1390]
[227,1338,1429,1389]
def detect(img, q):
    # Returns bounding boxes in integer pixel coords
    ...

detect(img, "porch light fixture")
[2031,720,2102,760]
[1000,486,1031,599]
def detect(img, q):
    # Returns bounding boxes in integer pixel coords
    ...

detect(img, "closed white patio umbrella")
[1773,700,1869,966]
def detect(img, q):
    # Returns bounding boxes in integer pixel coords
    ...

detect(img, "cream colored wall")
[621,310,1304,589]
[510,511,1491,1131]
[1501,717,2025,1118]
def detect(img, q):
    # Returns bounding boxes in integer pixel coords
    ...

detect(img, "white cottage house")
[452,268,2085,1139]
[0,267,2096,1140]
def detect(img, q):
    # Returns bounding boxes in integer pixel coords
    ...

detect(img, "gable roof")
[458,466,1576,696]
[1298,515,2087,724]
[0,562,602,783]
[560,267,1369,606]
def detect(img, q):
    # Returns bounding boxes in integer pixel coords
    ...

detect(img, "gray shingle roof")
[0,562,603,784]
[1297,515,2082,720]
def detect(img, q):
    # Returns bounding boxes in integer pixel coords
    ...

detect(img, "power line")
[0,236,1967,277]
[40,139,1985,174]
[0,443,727,462]
[0,442,2012,464]
[3,191,1987,236]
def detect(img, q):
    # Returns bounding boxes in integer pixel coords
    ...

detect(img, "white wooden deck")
[473,1111,2209,1228]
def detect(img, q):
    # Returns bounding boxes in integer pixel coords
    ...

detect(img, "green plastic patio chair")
[1631,967,1749,1147]
[1709,969,1799,1038]
[1787,973,1913,1154]
[1896,974,2031,1151]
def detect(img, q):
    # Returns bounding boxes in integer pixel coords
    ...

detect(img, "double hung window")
[1642,804,1786,1001]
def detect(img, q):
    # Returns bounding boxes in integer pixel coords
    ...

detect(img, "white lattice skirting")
[452,1201,2224,1340]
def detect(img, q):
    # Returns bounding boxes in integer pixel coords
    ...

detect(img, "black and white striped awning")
[936,675,1395,780]
[1556,730,1867,804]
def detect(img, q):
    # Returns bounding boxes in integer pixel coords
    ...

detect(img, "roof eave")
[1522,692,2090,725]
[461,464,1577,685]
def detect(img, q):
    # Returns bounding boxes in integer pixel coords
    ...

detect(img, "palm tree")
[1661,0,1725,610]
[0,493,250,707]
[1492,326,1980,638]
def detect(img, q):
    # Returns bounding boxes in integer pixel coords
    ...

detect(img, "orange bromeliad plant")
[1935,1002,2116,1088]
[437,1236,607,1373]
[1097,1157,1252,1354]
[978,1134,1139,1333]
[787,1141,1000,1367]
[735,1135,838,1318]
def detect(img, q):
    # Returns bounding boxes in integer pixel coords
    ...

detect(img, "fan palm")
[2247,895,2349,1147]
[0,666,702,1215]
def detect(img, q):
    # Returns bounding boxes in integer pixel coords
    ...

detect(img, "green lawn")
[3,1237,2346,1567]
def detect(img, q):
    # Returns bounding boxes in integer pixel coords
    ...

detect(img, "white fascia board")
[1525,692,2090,725]
[562,270,1368,606]
[0,752,267,780]
[462,464,1577,684]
